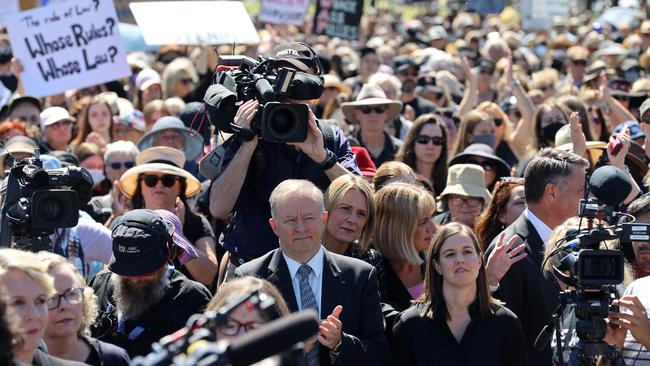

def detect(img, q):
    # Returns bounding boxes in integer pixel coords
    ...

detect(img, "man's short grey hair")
[269,179,324,218]
[524,148,589,204]
[104,141,139,163]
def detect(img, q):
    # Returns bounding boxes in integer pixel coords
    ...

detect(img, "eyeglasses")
[360,106,387,114]
[480,68,494,75]
[415,135,444,145]
[399,69,419,77]
[141,174,179,188]
[643,114,650,124]
[571,59,587,66]
[467,159,496,171]
[433,92,444,100]
[49,120,73,129]
[448,195,483,208]
[218,318,263,336]
[109,161,135,170]
[494,118,503,127]
[48,287,83,310]
[180,78,194,85]
[539,85,551,92]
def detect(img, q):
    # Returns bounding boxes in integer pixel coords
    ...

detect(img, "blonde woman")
[0,248,82,365]
[373,182,436,315]
[161,58,198,100]
[40,252,130,366]
[324,175,381,269]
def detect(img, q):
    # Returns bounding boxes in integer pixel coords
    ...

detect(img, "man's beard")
[111,267,170,320]
[401,79,416,94]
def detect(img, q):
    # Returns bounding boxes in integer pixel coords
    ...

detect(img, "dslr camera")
[203,48,324,143]
[0,149,93,252]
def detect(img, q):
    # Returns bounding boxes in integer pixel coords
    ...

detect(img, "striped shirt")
[622,276,650,365]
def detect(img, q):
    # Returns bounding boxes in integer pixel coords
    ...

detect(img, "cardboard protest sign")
[3,0,130,97]
[129,1,260,45]
[313,0,363,41]
[259,0,309,25]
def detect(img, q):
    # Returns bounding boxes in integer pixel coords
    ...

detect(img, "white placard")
[521,0,570,31]
[3,0,130,98]
[259,0,309,25]
[0,0,19,25]
[129,1,260,45]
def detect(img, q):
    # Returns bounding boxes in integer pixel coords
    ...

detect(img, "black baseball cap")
[270,42,318,72]
[393,55,419,73]
[109,209,174,276]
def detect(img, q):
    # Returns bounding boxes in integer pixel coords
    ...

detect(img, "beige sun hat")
[119,163,201,198]
[340,84,403,125]
[136,146,186,167]
[438,164,492,204]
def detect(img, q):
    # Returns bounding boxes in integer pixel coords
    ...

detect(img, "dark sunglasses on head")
[494,118,503,127]
[360,106,388,114]
[571,59,587,66]
[467,159,496,171]
[415,135,444,145]
[141,174,179,188]
[109,161,135,170]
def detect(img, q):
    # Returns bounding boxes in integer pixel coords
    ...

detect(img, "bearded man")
[90,209,211,357]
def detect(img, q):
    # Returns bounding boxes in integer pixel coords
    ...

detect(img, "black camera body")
[204,54,324,143]
[0,152,93,252]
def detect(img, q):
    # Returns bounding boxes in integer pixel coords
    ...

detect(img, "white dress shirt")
[283,246,324,314]
[524,208,552,247]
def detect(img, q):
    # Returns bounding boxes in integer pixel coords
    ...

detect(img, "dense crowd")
[1,2,650,366]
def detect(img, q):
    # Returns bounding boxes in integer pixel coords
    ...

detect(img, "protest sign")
[259,0,309,25]
[313,0,363,41]
[3,0,130,97]
[0,0,20,24]
[520,0,570,31]
[468,0,505,15]
[129,1,260,45]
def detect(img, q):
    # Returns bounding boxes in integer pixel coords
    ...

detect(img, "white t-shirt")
[622,276,650,365]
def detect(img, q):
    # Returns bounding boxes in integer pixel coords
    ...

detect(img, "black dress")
[392,302,531,366]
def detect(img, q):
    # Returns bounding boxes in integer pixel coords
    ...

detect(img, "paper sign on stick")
[259,0,309,25]
[3,0,130,97]
[129,1,260,45]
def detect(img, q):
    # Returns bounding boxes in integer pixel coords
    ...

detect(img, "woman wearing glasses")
[341,84,404,167]
[0,248,84,365]
[39,252,130,366]
[395,114,448,195]
[117,148,219,288]
[435,164,491,230]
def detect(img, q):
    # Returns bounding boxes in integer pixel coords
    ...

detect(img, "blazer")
[484,213,560,366]
[236,248,390,366]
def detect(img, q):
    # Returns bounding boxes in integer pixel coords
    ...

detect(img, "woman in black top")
[392,223,530,366]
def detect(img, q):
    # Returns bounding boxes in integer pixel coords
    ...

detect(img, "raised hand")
[486,233,528,287]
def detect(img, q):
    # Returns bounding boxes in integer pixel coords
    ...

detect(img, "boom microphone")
[588,165,631,206]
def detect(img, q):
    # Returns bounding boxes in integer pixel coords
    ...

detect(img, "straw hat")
[438,164,491,204]
[136,146,186,167]
[119,162,201,198]
[340,84,403,125]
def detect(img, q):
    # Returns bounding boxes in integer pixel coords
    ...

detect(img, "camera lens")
[269,108,296,134]
[38,196,66,222]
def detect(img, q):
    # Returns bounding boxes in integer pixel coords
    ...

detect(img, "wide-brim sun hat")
[438,164,492,205]
[340,84,403,125]
[449,144,511,180]
[137,116,204,161]
[119,163,201,198]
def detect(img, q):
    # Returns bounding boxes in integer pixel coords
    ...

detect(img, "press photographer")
[205,42,359,269]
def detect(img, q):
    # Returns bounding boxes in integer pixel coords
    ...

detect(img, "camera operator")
[626,194,650,279]
[542,217,634,364]
[209,42,360,269]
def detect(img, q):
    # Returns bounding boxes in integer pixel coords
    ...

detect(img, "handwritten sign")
[3,0,130,97]
[313,0,363,41]
[129,1,260,45]
[259,0,309,25]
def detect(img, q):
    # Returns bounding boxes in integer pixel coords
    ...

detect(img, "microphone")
[189,310,320,366]
[588,165,631,206]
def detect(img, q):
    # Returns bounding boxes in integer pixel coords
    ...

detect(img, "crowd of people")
[1,2,650,366]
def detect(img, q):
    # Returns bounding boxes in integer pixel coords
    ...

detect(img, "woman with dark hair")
[392,223,530,365]
[116,149,218,287]
[556,95,595,142]
[395,114,449,195]
[474,178,526,250]
[532,101,569,150]
[452,109,496,157]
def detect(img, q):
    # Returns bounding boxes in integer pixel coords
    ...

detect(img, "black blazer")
[236,248,390,366]
[484,213,560,366]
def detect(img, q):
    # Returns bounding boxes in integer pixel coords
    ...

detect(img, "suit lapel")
[321,250,345,319]
[513,213,545,267]
[267,250,299,312]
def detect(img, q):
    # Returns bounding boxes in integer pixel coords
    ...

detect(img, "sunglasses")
[643,115,650,124]
[467,159,496,171]
[613,95,629,102]
[180,78,194,84]
[433,92,444,100]
[416,135,444,145]
[571,59,587,66]
[360,106,388,114]
[109,161,135,170]
[49,120,73,129]
[399,69,419,77]
[480,68,494,75]
[494,118,503,127]
[141,174,179,188]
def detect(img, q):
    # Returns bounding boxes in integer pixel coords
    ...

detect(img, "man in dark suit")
[236,179,389,366]
[485,148,589,366]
